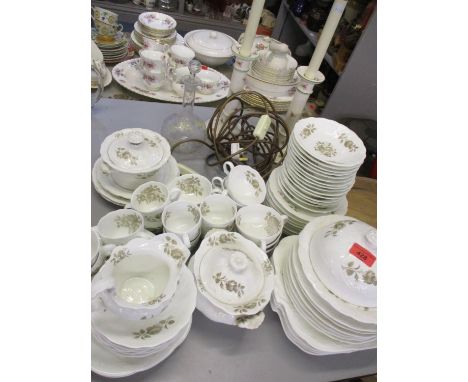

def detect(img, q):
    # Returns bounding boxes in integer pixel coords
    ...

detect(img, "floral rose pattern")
[212,272,245,297]
[133,317,175,339]
[342,261,377,286]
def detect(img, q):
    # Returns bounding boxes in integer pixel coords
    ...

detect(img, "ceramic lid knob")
[229,251,248,273]
[269,40,289,54]
[128,131,144,145]
[209,31,218,39]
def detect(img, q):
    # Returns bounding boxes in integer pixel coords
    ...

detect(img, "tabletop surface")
[91,98,377,382]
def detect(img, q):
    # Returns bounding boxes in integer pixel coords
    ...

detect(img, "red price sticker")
[201,65,208,70]
[349,243,376,267]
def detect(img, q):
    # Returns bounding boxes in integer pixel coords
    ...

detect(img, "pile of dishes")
[92,234,195,377]
[271,215,377,355]
[265,117,365,234]
[189,230,274,329]
[130,12,184,52]
[184,29,236,67]
[241,40,298,112]
[92,29,132,64]
[92,128,180,207]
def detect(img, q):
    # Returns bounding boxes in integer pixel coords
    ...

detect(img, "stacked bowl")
[91,234,196,377]
[131,12,182,51]
[271,215,377,355]
[189,230,275,329]
[241,40,298,112]
[265,117,365,235]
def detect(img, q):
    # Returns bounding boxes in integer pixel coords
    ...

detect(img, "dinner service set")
[265,117,365,235]
[188,230,275,329]
[241,40,298,112]
[92,128,180,207]
[184,30,237,67]
[270,215,377,355]
[91,232,196,377]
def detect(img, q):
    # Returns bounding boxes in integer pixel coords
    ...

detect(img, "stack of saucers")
[271,215,377,355]
[189,230,275,329]
[265,117,365,235]
[91,234,196,377]
[130,12,184,51]
[92,30,132,64]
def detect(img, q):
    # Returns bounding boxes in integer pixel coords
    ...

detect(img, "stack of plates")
[92,248,196,377]
[265,117,365,234]
[92,156,180,207]
[271,215,377,355]
[93,30,132,64]
[240,91,293,113]
[250,59,296,85]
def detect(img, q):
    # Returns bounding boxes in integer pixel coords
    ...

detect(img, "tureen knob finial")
[229,251,248,273]
[209,31,217,39]
[128,131,144,145]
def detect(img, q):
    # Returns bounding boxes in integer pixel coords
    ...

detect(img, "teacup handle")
[280,215,288,224]
[223,161,235,175]
[101,244,116,259]
[169,188,181,202]
[181,233,191,248]
[100,161,113,175]
[212,177,224,192]
[116,24,123,33]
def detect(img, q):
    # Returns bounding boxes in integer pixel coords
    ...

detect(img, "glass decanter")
[161,60,206,154]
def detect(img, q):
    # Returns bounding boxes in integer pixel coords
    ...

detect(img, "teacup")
[235,204,287,249]
[167,45,195,69]
[200,194,237,234]
[140,49,167,72]
[127,181,181,229]
[162,200,201,246]
[196,69,221,95]
[93,19,123,42]
[167,174,216,205]
[96,209,146,245]
[92,6,119,25]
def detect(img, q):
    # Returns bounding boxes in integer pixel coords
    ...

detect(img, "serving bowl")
[192,230,274,319]
[92,234,189,320]
[100,128,171,190]
[309,219,377,308]
[184,30,236,67]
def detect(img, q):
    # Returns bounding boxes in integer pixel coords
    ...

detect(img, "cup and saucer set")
[92,6,133,64]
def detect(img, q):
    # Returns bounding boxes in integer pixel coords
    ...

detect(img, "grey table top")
[91,98,377,382]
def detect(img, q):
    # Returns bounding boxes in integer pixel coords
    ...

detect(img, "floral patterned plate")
[91,319,191,377]
[92,265,196,350]
[292,117,366,168]
[138,12,177,33]
[192,230,274,317]
[112,58,230,104]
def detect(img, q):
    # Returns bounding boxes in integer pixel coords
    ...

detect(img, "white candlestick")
[305,0,348,79]
[239,0,266,57]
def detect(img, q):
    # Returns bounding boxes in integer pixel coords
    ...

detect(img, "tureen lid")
[100,128,171,174]
[186,30,235,58]
[193,231,274,316]
[309,218,377,308]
